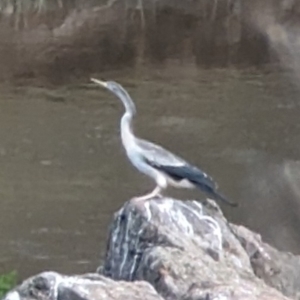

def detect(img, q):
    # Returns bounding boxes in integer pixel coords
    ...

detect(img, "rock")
[3,272,163,300]
[101,197,291,300]
[232,224,300,299]
[4,197,300,300]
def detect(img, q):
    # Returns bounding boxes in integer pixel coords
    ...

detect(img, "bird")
[91,78,237,207]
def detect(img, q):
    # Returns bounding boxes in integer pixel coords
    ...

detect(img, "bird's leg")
[132,186,162,202]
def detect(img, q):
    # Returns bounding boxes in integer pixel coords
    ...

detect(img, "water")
[1,64,300,279]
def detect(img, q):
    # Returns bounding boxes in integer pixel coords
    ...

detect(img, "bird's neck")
[121,112,135,146]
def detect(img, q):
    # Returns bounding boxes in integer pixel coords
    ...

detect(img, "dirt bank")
[0,0,299,84]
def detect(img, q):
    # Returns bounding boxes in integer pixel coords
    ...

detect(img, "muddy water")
[1,64,300,279]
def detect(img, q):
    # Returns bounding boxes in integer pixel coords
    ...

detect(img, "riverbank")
[0,0,298,83]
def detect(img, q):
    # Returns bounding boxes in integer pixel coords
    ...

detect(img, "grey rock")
[232,224,300,299]
[4,197,299,300]
[3,272,163,300]
[101,197,291,300]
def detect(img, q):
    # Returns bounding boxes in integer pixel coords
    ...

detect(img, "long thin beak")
[90,78,108,88]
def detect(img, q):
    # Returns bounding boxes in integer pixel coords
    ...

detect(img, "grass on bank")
[0,271,17,298]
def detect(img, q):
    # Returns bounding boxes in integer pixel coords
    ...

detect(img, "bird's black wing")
[137,139,237,207]
[151,162,237,207]
[137,139,216,187]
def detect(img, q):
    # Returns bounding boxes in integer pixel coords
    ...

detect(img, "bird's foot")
[131,186,163,202]
[131,196,146,203]
[131,193,162,203]
[131,194,152,203]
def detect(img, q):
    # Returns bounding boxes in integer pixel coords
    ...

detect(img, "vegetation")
[0,0,106,30]
[0,0,82,30]
[0,0,72,12]
[0,271,17,298]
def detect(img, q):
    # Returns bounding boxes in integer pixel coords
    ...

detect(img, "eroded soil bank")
[0,0,299,83]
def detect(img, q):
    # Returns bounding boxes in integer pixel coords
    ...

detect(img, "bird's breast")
[125,147,163,182]
[125,146,147,171]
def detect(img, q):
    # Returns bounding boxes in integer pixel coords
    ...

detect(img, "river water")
[1,63,300,279]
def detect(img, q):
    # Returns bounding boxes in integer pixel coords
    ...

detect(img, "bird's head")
[91,78,136,114]
[91,78,125,96]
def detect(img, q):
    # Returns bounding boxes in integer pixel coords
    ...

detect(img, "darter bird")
[91,78,237,207]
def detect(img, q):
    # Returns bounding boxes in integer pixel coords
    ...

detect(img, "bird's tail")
[192,179,238,207]
[207,189,238,207]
